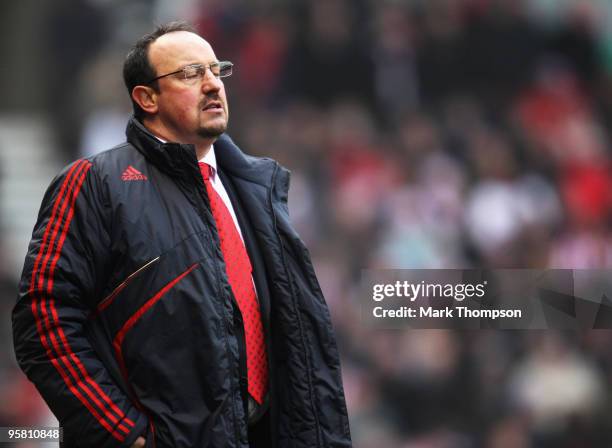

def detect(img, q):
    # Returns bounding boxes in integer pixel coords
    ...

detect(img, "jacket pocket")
[112,262,199,363]
[92,256,161,318]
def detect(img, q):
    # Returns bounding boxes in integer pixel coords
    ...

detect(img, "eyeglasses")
[146,61,233,84]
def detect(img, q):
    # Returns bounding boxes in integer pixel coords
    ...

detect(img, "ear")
[131,86,158,115]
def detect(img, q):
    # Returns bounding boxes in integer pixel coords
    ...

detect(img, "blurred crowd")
[5,0,612,446]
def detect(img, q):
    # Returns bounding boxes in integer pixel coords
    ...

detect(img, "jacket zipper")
[191,169,244,447]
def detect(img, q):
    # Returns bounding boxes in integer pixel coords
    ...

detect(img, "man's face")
[147,31,229,144]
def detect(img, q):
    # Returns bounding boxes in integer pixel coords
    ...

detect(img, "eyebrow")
[181,60,220,67]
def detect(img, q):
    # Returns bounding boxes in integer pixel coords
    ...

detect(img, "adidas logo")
[121,165,148,181]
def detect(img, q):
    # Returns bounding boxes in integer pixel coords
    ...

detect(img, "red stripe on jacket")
[29,160,133,441]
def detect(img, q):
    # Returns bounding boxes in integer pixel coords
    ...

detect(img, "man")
[13,21,352,447]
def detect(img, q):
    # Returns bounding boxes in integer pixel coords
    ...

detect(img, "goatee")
[197,123,227,139]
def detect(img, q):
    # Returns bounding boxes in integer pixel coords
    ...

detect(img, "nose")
[201,68,223,94]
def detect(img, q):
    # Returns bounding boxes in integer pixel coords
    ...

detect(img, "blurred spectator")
[509,333,606,445]
[371,3,420,125]
[281,0,376,108]
[42,0,110,161]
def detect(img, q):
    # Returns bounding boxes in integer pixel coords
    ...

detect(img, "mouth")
[202,101,223,113]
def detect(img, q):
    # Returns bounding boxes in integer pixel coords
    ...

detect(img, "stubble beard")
[197,123,226,139]
[197,116,228,139]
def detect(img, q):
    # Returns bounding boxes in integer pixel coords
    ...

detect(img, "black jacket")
[12,118,352,447]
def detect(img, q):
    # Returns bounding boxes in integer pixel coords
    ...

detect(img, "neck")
[194,144,213,160]
[143,118,214,160]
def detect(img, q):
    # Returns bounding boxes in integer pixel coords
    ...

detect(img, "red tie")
[199,162,268,404]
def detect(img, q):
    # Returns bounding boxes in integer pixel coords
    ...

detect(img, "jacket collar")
[125,116,289,193]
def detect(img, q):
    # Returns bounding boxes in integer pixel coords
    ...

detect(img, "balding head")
[123,21,198,120]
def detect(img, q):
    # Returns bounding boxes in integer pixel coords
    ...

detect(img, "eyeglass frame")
[145,61,234,85]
